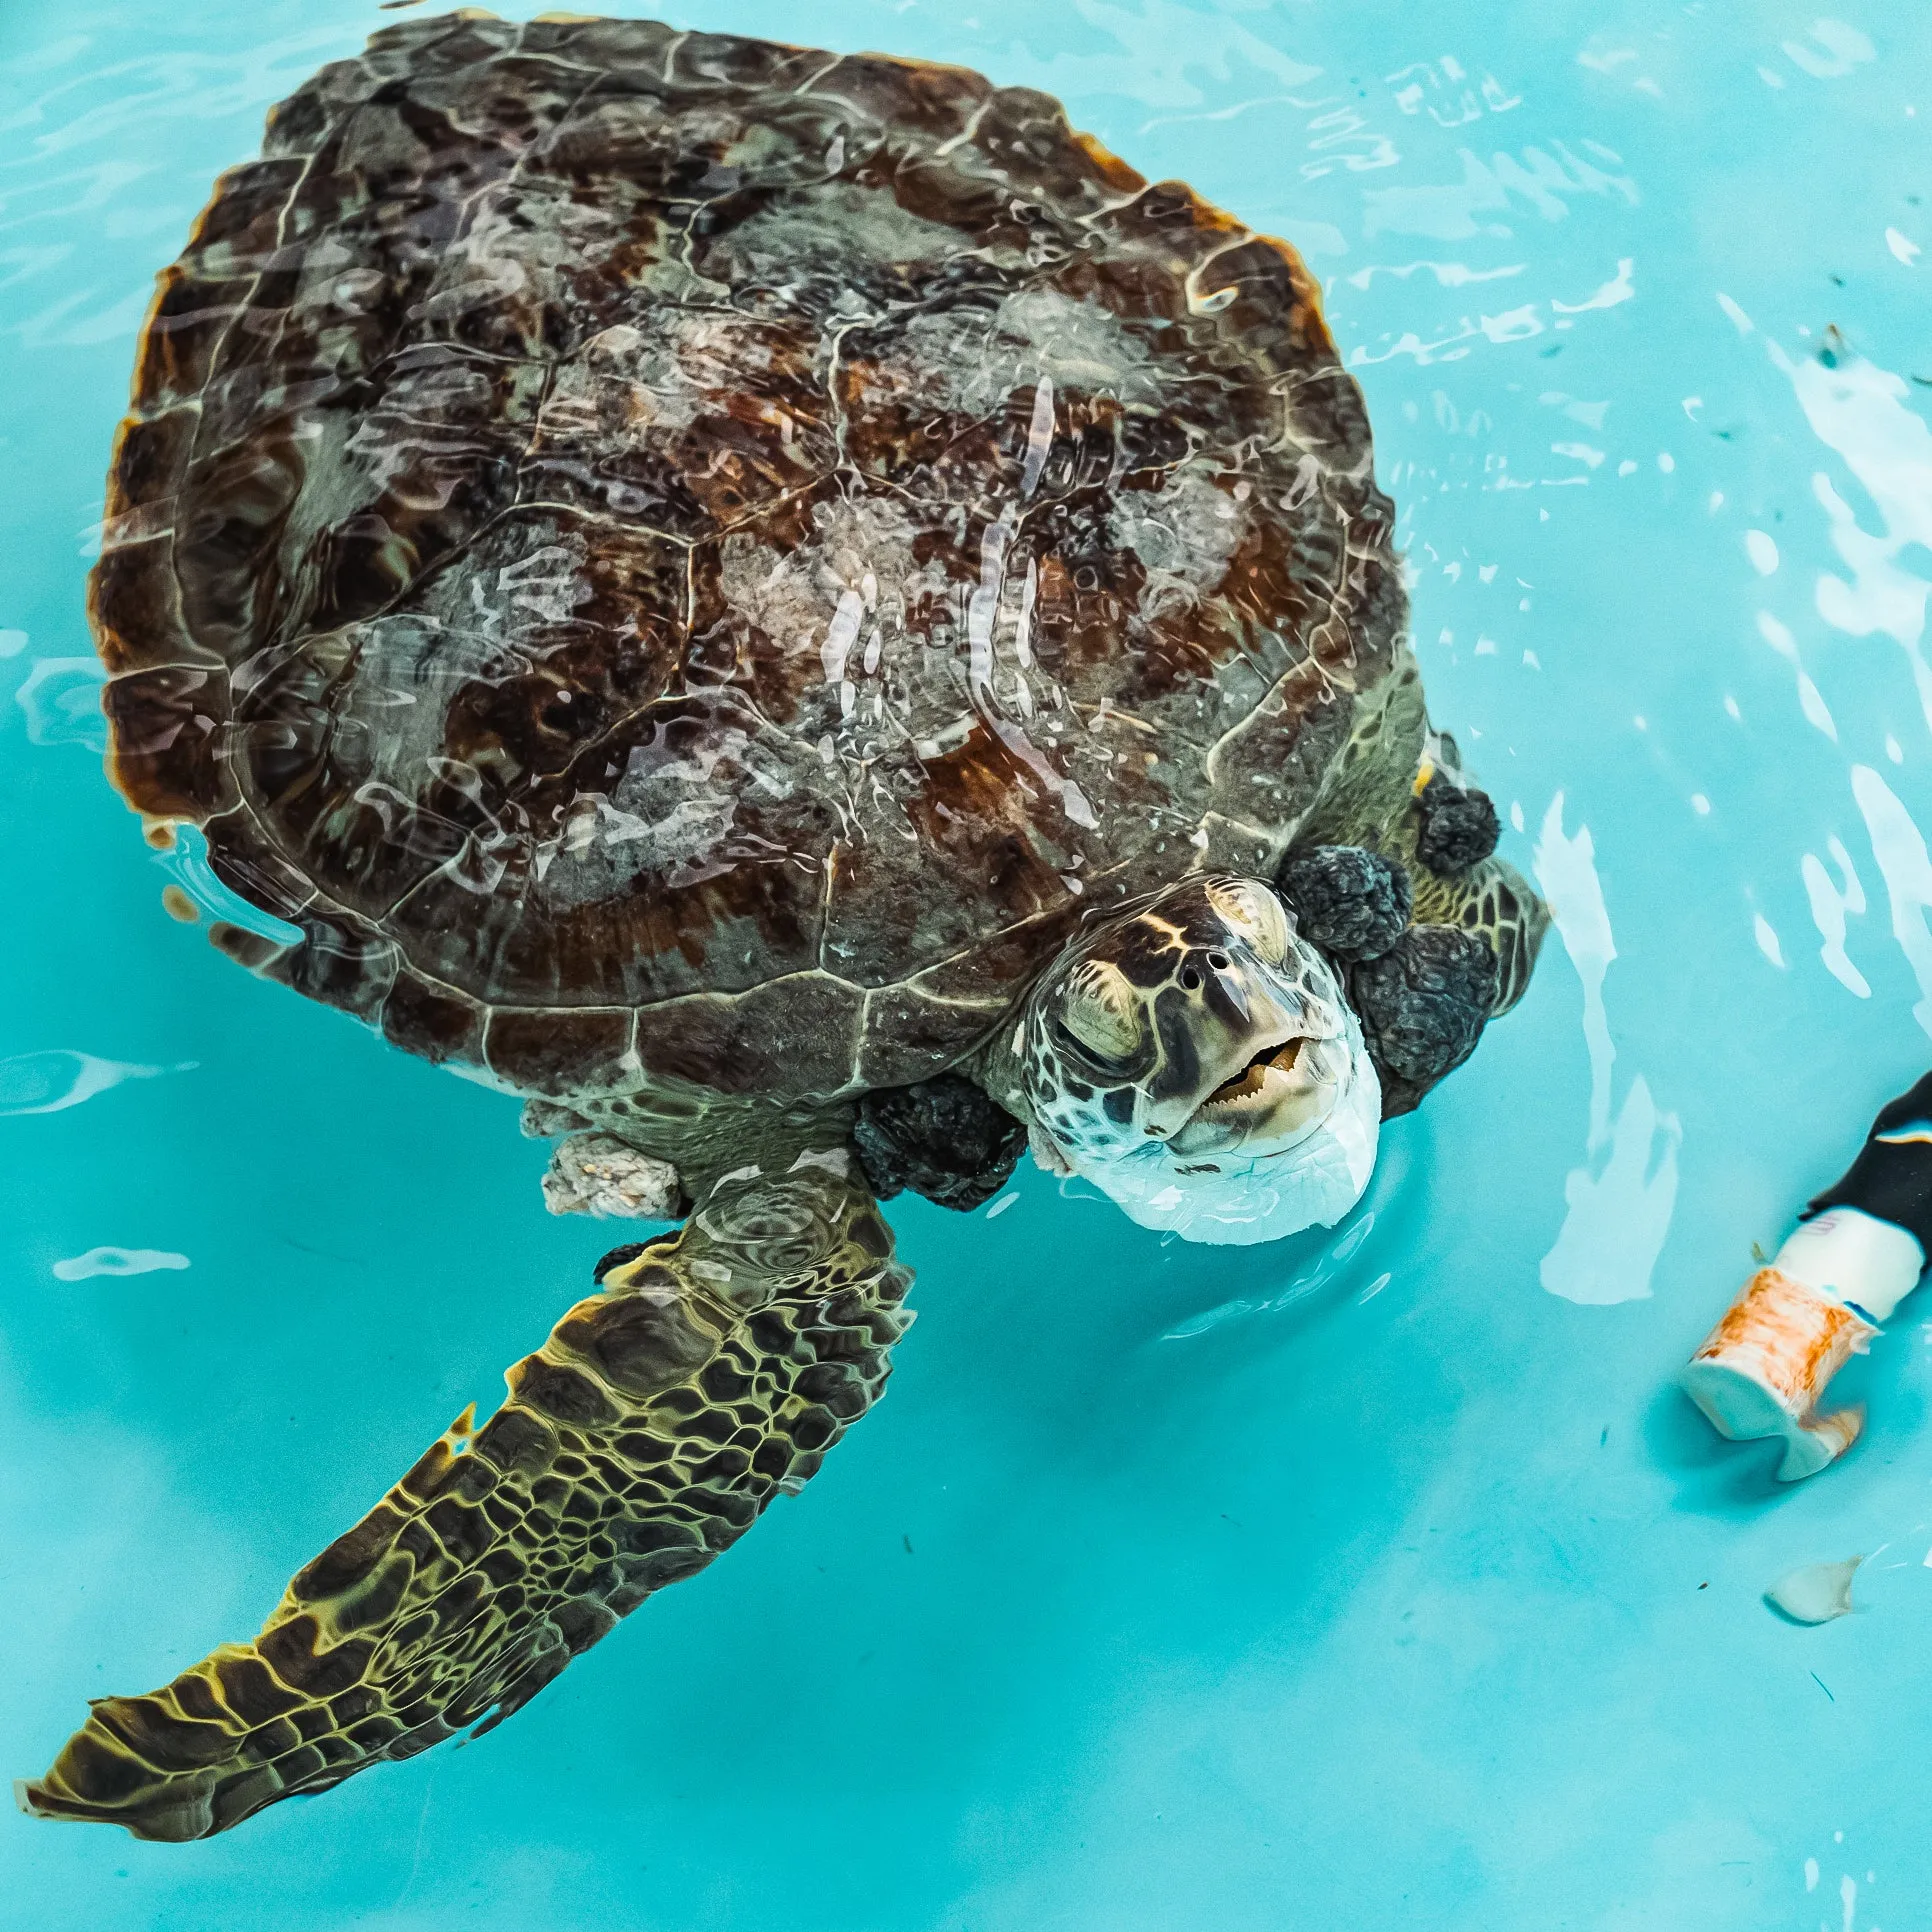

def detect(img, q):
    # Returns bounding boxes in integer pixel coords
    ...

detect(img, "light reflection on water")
[1,3,1929,1928]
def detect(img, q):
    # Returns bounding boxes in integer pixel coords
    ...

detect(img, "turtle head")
[1018,875,1380,1244]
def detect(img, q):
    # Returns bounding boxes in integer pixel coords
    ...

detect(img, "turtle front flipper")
[19,1154,908,1842]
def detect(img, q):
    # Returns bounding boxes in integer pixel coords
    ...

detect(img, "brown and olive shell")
[96,10,1406,1107]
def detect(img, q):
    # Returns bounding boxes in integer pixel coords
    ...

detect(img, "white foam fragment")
[1533,796,1617,1151]
[1782,20,1874,79]
[0,1050,193,1116]
[1765,1555,1863,1623]
[53,1248,190,1282]
[1755,611,1839,740]
[1551,257,1634,313]
[820,587,863,685]
[1020,376,1055,498]
[14,657,107,750]
[1801,838,1870,997]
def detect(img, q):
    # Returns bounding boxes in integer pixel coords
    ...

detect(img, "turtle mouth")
[1164,1023,1346,1158]
[1196,1036,1307,1113]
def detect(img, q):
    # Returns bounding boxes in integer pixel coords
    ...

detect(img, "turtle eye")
[1057,958,1143,1062]
[1206,878,1290,963]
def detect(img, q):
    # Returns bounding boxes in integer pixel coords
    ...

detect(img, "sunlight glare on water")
[1,2,1929,1927]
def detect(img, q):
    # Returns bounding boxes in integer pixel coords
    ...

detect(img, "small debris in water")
[1765,1556,1863,1624]
[161,885,199,922]
[13,656,106,750]
[0,1049,192,1116]
[52,1247,190,1282]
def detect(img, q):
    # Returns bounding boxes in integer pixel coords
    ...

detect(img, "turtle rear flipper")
[19,1157,908,1842]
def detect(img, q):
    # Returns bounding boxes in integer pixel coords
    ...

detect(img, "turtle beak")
[1166,1026,1350,1156]
[1143,939,1349,1154]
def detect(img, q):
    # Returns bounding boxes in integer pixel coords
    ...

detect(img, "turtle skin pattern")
[20,1163,909,1841]
[96,9,1405,1110]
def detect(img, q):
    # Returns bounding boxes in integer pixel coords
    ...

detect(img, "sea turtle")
[22,12,1547,1841]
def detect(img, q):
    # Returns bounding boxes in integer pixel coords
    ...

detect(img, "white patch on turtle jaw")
[1064,1013,1381,1246]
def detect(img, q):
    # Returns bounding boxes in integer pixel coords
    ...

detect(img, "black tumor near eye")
[1413,774,1500,874]
[1278,845,1411,960]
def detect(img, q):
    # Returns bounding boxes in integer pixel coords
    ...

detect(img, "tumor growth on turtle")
[22,11,1548,1840]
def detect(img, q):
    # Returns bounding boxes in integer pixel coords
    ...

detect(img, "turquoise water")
[3,0,1930,1923]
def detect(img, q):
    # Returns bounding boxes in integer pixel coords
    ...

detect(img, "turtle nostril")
[1206,950,1231,971]
[1180,966,1203,991]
